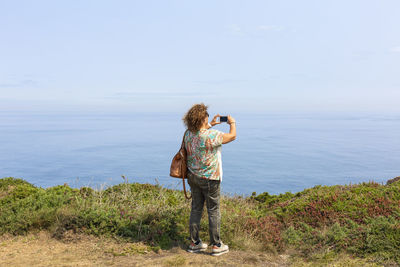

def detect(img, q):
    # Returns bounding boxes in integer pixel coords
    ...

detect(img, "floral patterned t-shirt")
[184,129,224,181]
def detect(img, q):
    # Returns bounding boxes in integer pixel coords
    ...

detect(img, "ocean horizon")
[1,110,399,195]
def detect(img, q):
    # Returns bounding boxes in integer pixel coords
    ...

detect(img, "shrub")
[1,177,400,264]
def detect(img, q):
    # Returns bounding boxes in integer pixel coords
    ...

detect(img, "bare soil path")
[0,232,289,267]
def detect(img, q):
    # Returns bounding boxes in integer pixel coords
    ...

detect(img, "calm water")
[1,111,399,195]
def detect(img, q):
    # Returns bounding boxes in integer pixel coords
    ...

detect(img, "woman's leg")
[188,173,205,243]
[205,179,221,246]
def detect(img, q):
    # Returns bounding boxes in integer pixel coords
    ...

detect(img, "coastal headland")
[1,177,400,266]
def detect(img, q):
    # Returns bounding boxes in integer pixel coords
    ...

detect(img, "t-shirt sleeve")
[209,130,223,148]
[183,130,190,150]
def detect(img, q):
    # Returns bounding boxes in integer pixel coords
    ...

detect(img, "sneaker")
[211,242,229,256]
[187,241,208,253]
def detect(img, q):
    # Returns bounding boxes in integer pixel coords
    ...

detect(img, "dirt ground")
[0,232,289,267]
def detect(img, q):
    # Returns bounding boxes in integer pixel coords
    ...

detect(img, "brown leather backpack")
[170,130,191,199]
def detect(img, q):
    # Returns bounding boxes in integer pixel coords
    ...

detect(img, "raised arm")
[222,116,236,144]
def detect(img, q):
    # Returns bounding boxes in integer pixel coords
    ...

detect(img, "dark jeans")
[187,171,221,245]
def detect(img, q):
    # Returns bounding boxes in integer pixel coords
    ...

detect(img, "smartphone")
[219,116,228,122]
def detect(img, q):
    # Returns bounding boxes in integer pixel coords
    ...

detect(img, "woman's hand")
[210,114,221,126]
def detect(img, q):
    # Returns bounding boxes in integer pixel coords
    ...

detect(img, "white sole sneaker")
[187,248,207,253]
[211,249,229,256]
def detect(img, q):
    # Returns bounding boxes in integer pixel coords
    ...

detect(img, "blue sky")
[1,0,399,114]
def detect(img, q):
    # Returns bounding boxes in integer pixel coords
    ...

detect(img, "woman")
[182,103,236,256]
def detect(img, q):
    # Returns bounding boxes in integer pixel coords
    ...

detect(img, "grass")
[1,176,400,265]
[164,255,187,266]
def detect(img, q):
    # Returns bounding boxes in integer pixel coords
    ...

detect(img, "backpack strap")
[180,129,188,149]
[181,130,191,200]
[182,177,191,200]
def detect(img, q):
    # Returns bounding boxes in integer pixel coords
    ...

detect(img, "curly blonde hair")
[182,103,209,133]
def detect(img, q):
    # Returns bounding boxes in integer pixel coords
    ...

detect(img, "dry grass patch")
[2,231,382,266]
[289,253,387,267]
[163,255,186,266]
[0,232,288,267]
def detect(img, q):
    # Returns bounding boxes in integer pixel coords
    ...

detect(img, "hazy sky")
[1,0,399,113]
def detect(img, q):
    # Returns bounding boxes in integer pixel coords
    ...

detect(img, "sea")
[1,111,399,196]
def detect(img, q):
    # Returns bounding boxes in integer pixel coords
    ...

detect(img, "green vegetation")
[1,176,400,265]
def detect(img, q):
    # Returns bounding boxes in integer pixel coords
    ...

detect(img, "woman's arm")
[222,116,236,144]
